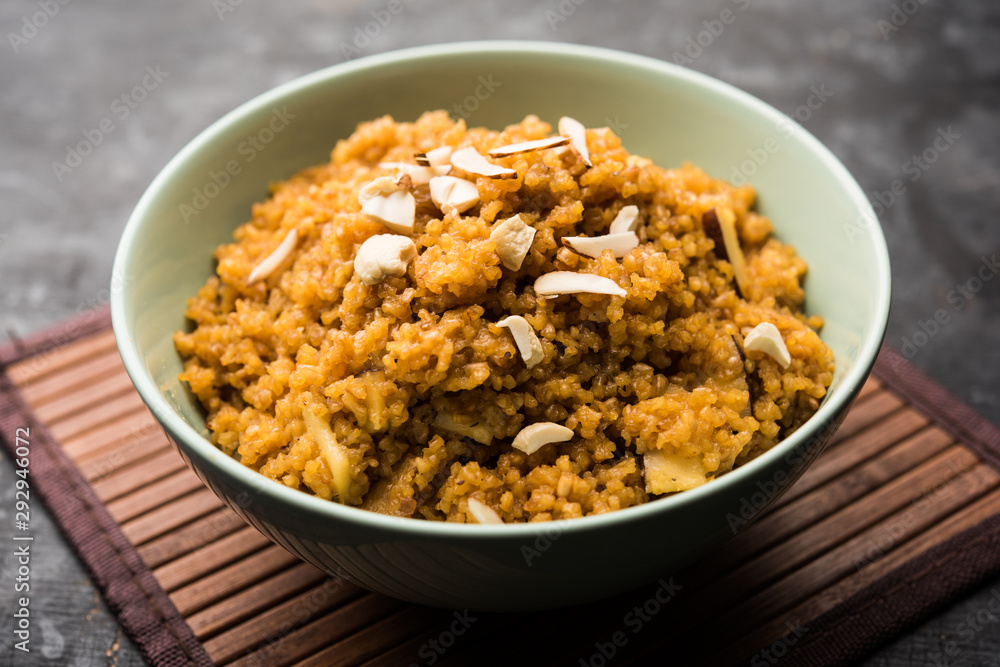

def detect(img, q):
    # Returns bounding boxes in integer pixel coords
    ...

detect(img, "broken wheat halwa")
[174,111,834,524]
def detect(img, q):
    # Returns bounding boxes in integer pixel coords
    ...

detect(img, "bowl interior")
[113,42,889,531]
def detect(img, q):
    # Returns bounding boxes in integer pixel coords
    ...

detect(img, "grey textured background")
[1,0,998,665]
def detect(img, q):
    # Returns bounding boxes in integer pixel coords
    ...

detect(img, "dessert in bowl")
[112,41,889,610]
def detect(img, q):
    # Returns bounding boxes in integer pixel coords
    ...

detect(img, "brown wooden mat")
[2,311,1000,666]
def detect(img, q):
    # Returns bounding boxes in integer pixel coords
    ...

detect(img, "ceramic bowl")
[111,41,890,611]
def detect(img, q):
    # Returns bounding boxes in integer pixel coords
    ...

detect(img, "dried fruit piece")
[247,228,299,284]
[562,232,638,258]
[449,146,517,179]
[353,234,417,285]
[743,322,792,368]
[378,161,451,185]
[495,315,544,368]
[558,116,592,167]
[608,205,640,234]
[433,410,493,446]
[534,271,627,298]
[467,497,504,524]
[702,209,728,262]
[359,176,416,234]
[643,449,708,494]
[487,135,570,157]
[490,214,536,271]
[512,422,574,455]
[429,175,480,215]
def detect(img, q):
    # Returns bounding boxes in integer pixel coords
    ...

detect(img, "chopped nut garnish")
[359,176,416,234]
[711,206,749,296]
[416,145,453,167]
[643,449,708,494]
[743,322,792,368]
[487,136,570,158]
[378,161,451,185]
[562,232,639,258]
[495,315,544,368]
[467,497,504,525]
[449,146,517,179]
[429,175,480,215]
[247,228,299,284]
[558,116,592,167]
[303,406,352,503]
[608,205,640,234]
[490,214,536,271]
[353,234,417,285]
[512,422,574,455]
[534,271,627,298]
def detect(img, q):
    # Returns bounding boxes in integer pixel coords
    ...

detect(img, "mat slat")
[205,584,371,665]
[122,487,225,546]
[18,344,125,405]
[294,606,445,667]
[61,409,160,461]
[154,527,273,592]
[187,563,330,639]
[78,437,174,483]
[222,594,405,667]
[170,544,303,616]
[91,448,189,503]
[48,391,148,442]
[5,328,117,386]
[30,369,139,425]
[138,508,248,569]
[108,469,213,524]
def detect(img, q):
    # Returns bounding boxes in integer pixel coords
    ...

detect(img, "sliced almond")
[247,228,299,284]
[534,271,627,298]
[415,145,453,167]
[495,315,544,368]
[743,322,791,368]
[303,406,352,503]
[358,176,400,203]
[490,214,536,271]
[467,497,504,525]
[449,146,517,179]
[512,422,574,455]
[429,175,480,215]
[359,177,416,235]
[378,162,451,185]
[558,116,592,167]
[562,232,638,259]
[353,234,417,285]
[608,205,640,234]
[488,136,570,158]
[714,206,749,296]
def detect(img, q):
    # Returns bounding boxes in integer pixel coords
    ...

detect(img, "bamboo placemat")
[2,308,1000,667]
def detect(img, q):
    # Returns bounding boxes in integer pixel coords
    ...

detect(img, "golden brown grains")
[175,111,833,524]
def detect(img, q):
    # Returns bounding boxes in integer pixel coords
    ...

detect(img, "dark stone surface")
[0,0,997,664]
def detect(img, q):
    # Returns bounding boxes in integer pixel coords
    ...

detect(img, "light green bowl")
[111,41,890,611]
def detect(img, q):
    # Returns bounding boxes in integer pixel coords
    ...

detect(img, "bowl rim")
[111,39,891,539]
